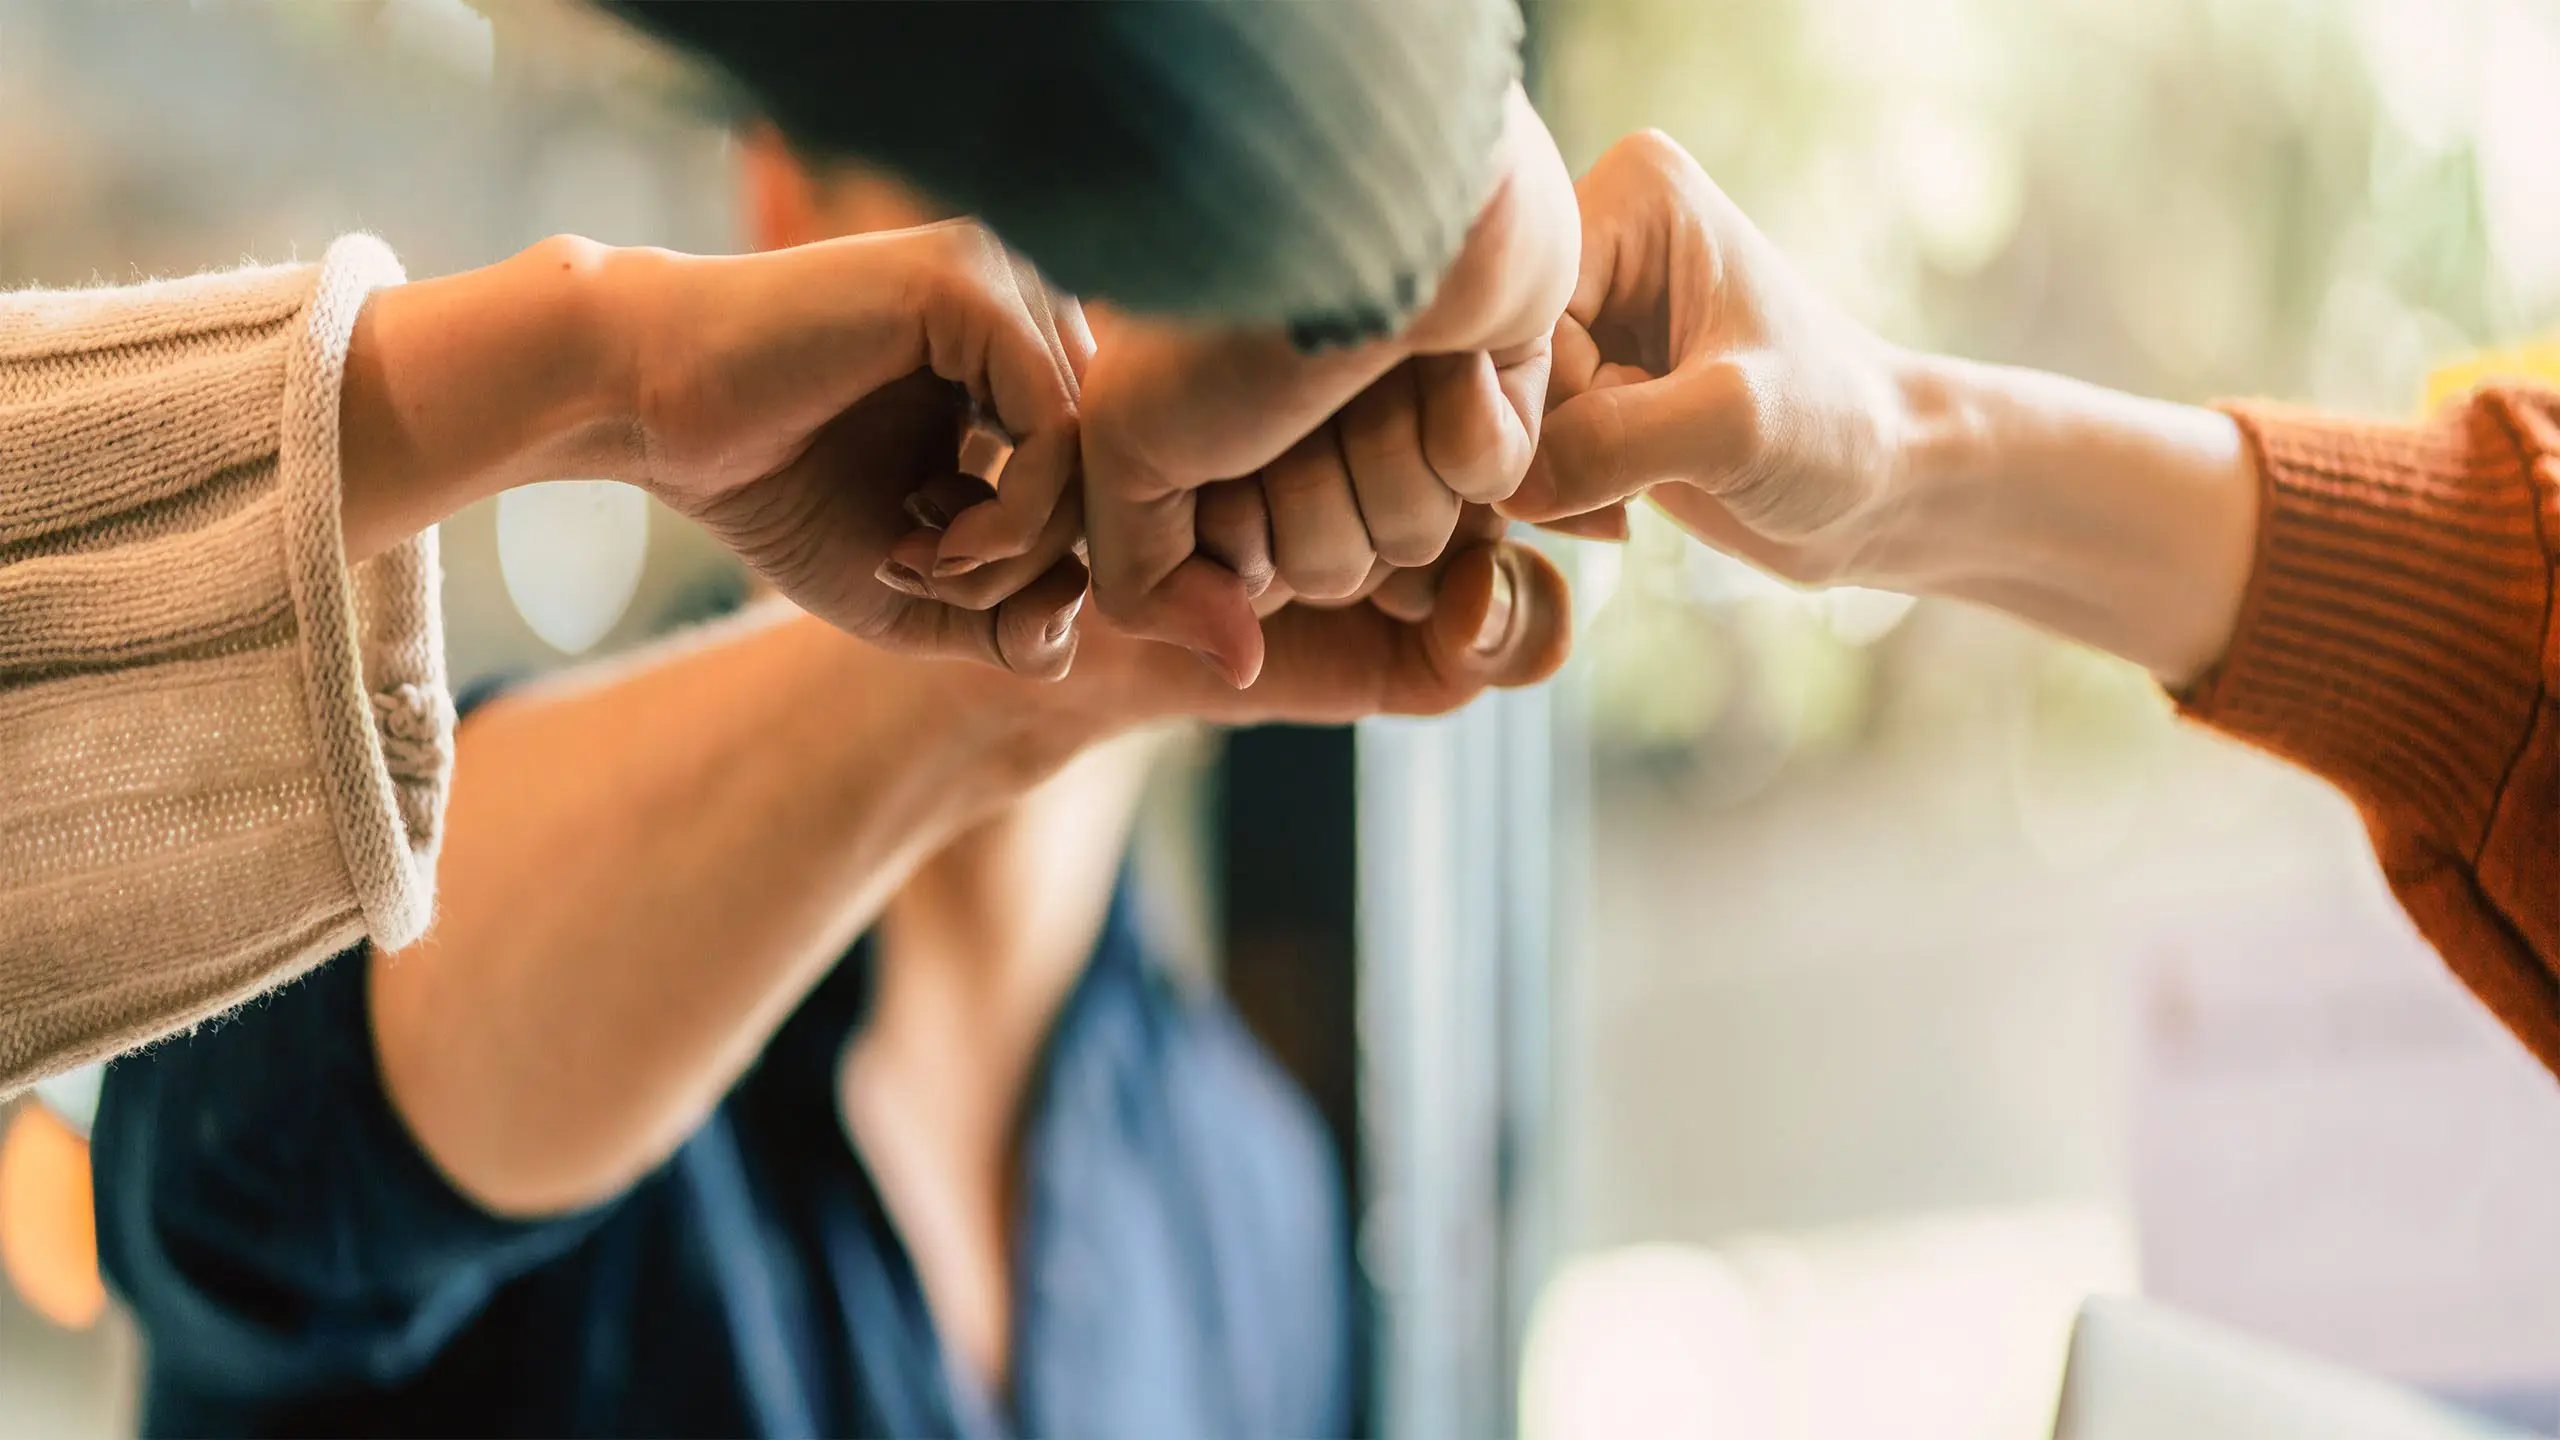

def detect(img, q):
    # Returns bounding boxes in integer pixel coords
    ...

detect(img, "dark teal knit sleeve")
[601,0,1522,348]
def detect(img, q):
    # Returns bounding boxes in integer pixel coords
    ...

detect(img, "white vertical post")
[1360,671,1569,1440]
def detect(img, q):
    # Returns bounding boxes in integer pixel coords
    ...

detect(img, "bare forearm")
[1878,354,2260,686]
[337,237,648,565]
[371,609,1094,1217]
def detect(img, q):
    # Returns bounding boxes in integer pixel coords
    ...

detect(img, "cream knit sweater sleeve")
[0,235,453,1095]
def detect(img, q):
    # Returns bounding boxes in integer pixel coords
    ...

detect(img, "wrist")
[338,236,643,562]
[498,236,649,487]
[1864,351,2024,592]
[1872,352,2259,684]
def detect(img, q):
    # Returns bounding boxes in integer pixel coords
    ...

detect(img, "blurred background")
[3,1,2556,1437]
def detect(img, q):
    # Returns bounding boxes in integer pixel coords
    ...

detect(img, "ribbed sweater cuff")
[285,236,452,953]
[2183,397,2550,854]
[0,236,451,1094]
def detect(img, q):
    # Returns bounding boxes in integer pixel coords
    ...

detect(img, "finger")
[875,472,999,601]
[1289,556,1394,613]
[924,231,1082,574]
[990,554,1091,680]
[958,426,1013,480]
[1361,501,1511,622]
[1080,450,1265,685]
[860,589,1033,676]
[1536,503,1632,542]
[1134,555,1263,687]
[1503,364,1755,522]
[1011,251,1090,393]
[902,471,997,535]
[1571,133,1695,334]
[1452,500,1509,547]
[1250,540,1570,721]
[927,483,1086,610]
[1045,282,1099,383]
[933,419,1078,575]
[1496,338,1557,460]
[1370,562,1443,623]
[1568,173,1624,332]
[1196,477,1276,600]
[1414,349,1538,505]
[1549,313,1604,408]
[1263,422,1377,600]
[1340,362,1463,567]
[1249,568,1301,618]
[1081,463,1266,685]
[876,529,940,601]
[1405,541,1573,701]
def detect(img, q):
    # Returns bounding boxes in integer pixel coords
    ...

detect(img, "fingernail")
[876,559,935,599]
[1042,593,1085,646]
[1193,647,1241,688]
[933,553,985,579]
[903,491,954,532]
[1471,552,1519,657]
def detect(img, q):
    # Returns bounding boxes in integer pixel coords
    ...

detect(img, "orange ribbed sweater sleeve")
[2185,386,2558,1077]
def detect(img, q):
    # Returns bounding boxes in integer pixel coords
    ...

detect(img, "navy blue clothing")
[95,885,1355,1438]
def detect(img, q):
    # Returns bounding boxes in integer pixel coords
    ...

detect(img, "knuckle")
[1697,359,1775,462]
[1621,129,1686,174]
[932,217,1000,267]
[916,223,1004,303]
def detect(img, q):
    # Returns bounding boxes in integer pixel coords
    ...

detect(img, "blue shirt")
[94,883,1356,1438]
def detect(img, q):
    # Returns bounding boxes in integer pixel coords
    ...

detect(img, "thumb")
[1503,363,1756,523]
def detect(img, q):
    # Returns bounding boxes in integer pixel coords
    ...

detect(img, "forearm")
[337,236,640,565]
[1878,353,2261,686]
[371,607,1103,1217]
[0,236,453,1096]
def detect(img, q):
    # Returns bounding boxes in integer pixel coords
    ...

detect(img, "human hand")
[1502,130,1923,589]
[936,514,1571,761]
[1105,534,1570,729]
[618,222,1095,676]
[934,85,1579,689]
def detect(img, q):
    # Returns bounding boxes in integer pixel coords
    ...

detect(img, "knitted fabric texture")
[2189,386,2559,1079]
[0,235,451,1095]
